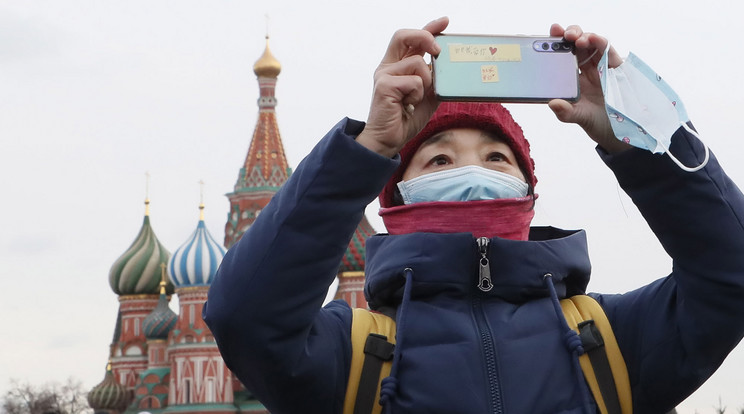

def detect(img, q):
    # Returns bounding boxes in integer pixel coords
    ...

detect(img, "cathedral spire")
[224,33,292,248]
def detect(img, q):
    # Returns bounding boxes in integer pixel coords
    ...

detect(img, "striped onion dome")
[87,362,129,411]
[109,199,173,295]
[339,215,376,272]
[168,203,226,287]
[143,278,178,340]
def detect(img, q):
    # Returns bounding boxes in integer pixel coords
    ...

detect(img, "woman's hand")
[548,24,631,153]
[357,17,449,158]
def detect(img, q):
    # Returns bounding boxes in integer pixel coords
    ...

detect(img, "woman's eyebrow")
[480,130,506,144]
[419,131,454,150]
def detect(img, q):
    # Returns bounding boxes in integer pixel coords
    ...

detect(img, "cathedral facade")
[87,36,373,414]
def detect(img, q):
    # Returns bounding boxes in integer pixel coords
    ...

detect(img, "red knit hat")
[379,101,537,208]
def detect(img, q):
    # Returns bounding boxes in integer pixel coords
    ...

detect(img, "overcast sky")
[1,1,742,412]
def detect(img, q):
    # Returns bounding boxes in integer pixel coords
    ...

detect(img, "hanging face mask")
[397,165,529,205]
[598,44,709,172]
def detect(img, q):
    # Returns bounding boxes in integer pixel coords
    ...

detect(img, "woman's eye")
[488,152,505,162]
[430,155,450,166]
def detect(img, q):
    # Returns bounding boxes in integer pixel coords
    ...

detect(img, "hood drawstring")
[379,267,414,414]
[378,270,594,413]
[543,273,593,414]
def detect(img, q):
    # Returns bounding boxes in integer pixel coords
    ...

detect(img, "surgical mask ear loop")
[664,122,710,173]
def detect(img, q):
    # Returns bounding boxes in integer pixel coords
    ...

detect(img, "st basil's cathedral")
[86,35,374,414]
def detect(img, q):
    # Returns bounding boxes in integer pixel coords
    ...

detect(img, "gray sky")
[1,1,742,412]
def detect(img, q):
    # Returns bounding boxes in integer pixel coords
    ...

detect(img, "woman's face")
[402,128,526,182]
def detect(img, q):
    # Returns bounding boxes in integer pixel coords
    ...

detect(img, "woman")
[204,17,744,413]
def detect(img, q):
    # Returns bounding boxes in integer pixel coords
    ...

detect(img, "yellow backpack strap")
[344,308,397,414]
[561,295,633,414]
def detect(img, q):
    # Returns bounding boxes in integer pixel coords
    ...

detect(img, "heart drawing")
[489,47,498,55]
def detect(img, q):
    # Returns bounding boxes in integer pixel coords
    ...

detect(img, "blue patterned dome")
[143,279,178,340]
[168,204,226,287]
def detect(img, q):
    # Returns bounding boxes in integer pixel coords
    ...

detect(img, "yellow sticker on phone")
[481,65,499,82]
[449,44,521,62]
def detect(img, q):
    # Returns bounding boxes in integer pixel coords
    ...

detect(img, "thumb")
[548,99,576,124]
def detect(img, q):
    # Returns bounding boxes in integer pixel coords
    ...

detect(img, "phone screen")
[432,34,580,103]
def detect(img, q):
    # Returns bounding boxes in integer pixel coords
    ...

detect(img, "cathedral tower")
[107,198,172,396]
[130,266,178,411]
[165,201,233,412]
[224,36,291,248]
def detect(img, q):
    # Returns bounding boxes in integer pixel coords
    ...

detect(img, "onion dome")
[339,215,376,272]
[109,199,173,295]
[253,36,281,78]
[87,362,129,412]
[142,267,178,340]
[168,203,226,287]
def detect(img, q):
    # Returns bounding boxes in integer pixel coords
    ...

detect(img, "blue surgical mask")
[397,165,529,205]
[598,44,709,172]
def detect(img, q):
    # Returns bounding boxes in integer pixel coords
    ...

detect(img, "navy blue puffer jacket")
[204,118,744,414]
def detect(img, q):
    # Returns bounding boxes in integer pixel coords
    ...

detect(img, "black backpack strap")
[578,320,622,414]
[354,333,395,414]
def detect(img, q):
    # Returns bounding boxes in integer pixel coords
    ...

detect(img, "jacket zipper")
[477,237,493,292]
[473,237,502,413]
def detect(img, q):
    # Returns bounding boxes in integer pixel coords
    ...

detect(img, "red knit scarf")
[379,196,536,240]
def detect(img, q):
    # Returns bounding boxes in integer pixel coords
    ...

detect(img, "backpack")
[343,295,632,414]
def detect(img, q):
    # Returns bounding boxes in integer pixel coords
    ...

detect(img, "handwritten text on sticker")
[449,44,522,62]
[481,65,499,83]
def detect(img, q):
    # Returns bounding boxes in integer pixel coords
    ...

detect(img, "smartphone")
[432,34,580,103]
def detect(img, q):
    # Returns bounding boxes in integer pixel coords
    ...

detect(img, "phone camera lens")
[551,42,562,51]
[541,42,550,50]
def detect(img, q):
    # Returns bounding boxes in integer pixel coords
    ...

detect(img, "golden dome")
[253,36,281,78]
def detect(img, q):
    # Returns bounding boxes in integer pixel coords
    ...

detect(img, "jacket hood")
[363,226,591,310]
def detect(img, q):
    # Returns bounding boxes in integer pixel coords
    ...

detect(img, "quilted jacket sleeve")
[203,118,399,414]
[595,125,744,413]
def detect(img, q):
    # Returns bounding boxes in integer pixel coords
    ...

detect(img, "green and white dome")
[109,200,173,295]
